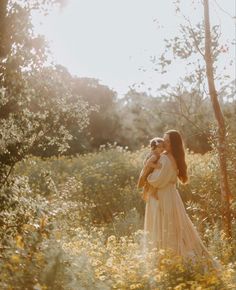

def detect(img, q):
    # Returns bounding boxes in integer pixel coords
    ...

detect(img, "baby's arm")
[146,155,159,169]
[143,152,153,166]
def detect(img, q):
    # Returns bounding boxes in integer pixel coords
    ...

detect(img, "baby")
[137,137,165,201]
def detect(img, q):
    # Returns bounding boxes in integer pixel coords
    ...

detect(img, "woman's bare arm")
[146,155,160,169]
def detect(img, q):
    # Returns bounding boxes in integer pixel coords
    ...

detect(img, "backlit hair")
[165,130,188,184]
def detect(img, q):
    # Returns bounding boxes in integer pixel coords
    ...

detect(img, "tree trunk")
[203,0,233,238]
[0,0,8,58]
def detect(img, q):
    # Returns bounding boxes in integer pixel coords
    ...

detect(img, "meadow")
[0,145,235,289]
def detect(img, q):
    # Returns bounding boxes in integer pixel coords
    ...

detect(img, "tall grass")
[0,145,235,289]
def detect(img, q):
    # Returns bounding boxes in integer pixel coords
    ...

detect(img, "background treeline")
[30,71,236,157]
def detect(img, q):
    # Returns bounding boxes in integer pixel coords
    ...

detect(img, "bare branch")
[213,0,235,19]
[184,16,205,58]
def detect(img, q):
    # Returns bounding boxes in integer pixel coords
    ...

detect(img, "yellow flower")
[130,283,142,289]
[16,235,24,249]
[33,283,47,290]
[153,274,162,282]
[174,283,186,290]
[91,260,100,267]
[11,254,20,263]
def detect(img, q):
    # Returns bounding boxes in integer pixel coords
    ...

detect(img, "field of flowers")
[0,145,235,289]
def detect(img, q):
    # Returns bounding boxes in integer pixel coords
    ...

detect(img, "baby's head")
[149,137,165,154]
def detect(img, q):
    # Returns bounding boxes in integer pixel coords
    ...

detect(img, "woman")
[143,129,221,272]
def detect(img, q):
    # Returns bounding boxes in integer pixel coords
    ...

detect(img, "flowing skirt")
[142,183,222,272]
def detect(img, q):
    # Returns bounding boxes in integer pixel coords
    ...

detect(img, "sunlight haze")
[32,0,236,96]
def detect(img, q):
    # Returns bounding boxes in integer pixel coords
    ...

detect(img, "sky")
[32,0,236,96]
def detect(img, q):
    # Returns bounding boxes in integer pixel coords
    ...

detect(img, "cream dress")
[143,153,221,271]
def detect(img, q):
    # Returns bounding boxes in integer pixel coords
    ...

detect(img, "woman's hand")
[150,191,159,200]
[149,186,159,200]
[141,191,148,202]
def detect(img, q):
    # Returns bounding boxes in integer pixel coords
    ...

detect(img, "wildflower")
[15,235,24,249]
[158,249,165,255]
[91,260,100,267]
[98,231,103,236]
[174,283,186,290]
[33,283,47,290]
[153,274,162,282]
[11,254,20,263]
[130,283,142,289]
[105,257,113,267]
[99,275,106,281]
[107,235,116,243]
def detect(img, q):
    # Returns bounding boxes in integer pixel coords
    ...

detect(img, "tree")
[71,77,122,152]
[117,89,164,149]
[156,82,213,153]
[115,87,213,152]
[0,1,92,190]
[203,0,233,238]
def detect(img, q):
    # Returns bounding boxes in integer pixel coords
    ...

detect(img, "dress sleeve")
[147,155,172,189]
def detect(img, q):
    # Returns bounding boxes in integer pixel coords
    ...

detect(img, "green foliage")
[0,2,93,188]
[14,145,236,231]
[66,77,123,154]
[117,90,164,149]
[0,176,51,289]
[0,146,235,289]
[114,88,235,154]
[180,152,221,222]
[15,144,145,225]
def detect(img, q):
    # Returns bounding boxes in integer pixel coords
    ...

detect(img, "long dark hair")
[165,130,188,184]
